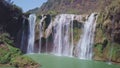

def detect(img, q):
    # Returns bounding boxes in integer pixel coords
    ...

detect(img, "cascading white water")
[26,13,97,60]
[39,16,46,53]
[53,14,74,56]
[27,14,36,53]
[20,18,25,50]
[77,13,97,60]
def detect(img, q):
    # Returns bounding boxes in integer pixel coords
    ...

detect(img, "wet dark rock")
[73,20,83,28]
[44,14,51,29]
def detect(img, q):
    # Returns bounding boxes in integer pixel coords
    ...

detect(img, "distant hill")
[27,0,112,15]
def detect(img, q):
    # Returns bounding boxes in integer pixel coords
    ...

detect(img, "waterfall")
[20,18,25,50]
[26,13,97,60]
[27,14,36,53]
[52,14,74,56]
[39,15,46,53]
[77,13,97,60]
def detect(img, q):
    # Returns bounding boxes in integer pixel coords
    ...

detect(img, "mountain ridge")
[28,0,112,15]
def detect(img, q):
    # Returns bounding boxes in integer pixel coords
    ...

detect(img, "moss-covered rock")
[10,56,40,68]
[0,44,22,64]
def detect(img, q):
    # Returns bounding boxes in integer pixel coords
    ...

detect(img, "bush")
[47,10,58,15]
[0,33,13,45]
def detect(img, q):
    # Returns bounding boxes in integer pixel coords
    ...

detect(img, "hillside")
[28,0,112,15]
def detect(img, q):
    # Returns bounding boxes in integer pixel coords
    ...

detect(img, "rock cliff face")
[94,0,120,63]
[30,0,112,15]
[33,0,120,63]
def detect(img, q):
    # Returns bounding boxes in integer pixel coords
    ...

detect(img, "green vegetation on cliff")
[0,33,40,68]
[94,0,120,63]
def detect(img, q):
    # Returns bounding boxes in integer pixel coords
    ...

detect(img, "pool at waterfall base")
[27,54,120,68]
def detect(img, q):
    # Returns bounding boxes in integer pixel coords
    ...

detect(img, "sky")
[11,0,47,12]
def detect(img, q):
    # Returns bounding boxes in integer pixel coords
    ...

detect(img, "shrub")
[0,44,22,64]
[0,33,13,45]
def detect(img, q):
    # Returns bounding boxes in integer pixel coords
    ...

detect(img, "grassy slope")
[27,54,120,68]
